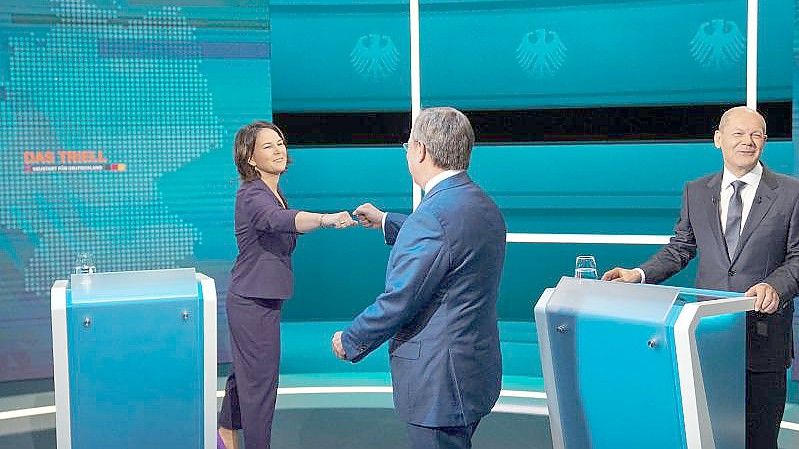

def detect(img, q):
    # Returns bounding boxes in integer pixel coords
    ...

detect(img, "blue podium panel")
[540,278,683,448]
[535,278,750,449]
[577,317,686,447]
[52,269,217,449]
[68,297,202,449]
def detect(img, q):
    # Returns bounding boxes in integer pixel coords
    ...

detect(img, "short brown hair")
[233,120,290,181]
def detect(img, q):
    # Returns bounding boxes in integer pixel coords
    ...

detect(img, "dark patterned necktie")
[724,180,746,259]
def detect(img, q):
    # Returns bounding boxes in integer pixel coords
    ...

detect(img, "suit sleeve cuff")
[341,329,369,363]
[633,267,646,283]
[381,212,388,244]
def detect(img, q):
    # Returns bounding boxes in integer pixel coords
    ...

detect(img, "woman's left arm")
[244,186,356,233]
[295,211,355,233]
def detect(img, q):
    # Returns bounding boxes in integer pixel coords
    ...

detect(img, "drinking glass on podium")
[74,252,96,274]
[575,255,598,280]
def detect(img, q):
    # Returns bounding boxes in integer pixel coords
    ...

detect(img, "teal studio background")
[0,0,797,407]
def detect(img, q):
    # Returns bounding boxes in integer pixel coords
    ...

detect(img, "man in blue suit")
[331,107,507,449]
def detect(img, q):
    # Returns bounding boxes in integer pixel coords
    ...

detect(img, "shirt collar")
[721,162,762,190]
[424,170,464,194]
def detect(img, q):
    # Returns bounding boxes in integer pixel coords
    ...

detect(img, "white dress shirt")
[381,170,464,234]
[635,163,763,283]
[719,162,762,234]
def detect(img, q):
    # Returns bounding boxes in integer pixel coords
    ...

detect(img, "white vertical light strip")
[409,0,422,209]
[51,280,72,449]
[746,0,758,108]
[197,274,217,449]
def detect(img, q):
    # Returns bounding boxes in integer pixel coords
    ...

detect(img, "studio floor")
[0,372,797,449]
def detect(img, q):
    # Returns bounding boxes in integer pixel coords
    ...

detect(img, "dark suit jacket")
[640,166,799,371]
[228,179,300,300]
[341,172,507,427]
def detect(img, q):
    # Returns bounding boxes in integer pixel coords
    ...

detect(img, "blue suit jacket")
[228,179,300,300]
[342,172,507,427]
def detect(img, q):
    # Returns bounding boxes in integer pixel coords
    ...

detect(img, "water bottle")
[73,252,96,275]
[574,255,597,280]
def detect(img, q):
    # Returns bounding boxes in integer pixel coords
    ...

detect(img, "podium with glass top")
[535,277,754,449]
[50,268,217,449]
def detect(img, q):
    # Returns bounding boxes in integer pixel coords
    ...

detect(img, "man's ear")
[416,142,427,163]
[713,130,721,149]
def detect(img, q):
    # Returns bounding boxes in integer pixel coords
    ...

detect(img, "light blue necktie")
[724,180,746,259]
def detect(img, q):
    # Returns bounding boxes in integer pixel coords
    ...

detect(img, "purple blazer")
[228,179,300,300]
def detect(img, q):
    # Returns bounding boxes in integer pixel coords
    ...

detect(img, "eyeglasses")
[402,140,424,152]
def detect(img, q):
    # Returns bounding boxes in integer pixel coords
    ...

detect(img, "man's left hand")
[745,283,781,314]
[331,331,347,360]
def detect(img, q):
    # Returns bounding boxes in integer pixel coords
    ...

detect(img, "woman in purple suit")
[217,121,355,449]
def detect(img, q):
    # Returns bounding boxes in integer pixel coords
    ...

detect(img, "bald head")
[718,106,767,133]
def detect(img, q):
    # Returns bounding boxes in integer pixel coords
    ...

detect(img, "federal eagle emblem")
[516,29,567,78]
[689,19,745,69]
[350,33,400,80]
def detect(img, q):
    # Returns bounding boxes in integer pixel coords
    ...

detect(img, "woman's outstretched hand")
[321,211,358,229]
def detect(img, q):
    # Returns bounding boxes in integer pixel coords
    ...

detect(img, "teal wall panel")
[270,1,411,112]
[270,0,792,111]
[420,0,791,109]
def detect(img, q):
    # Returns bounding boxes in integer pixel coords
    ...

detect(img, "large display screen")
[0,0,271,381]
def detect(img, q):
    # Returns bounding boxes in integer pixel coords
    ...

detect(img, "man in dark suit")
[331,107,507,449]
[603,106,799,449]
